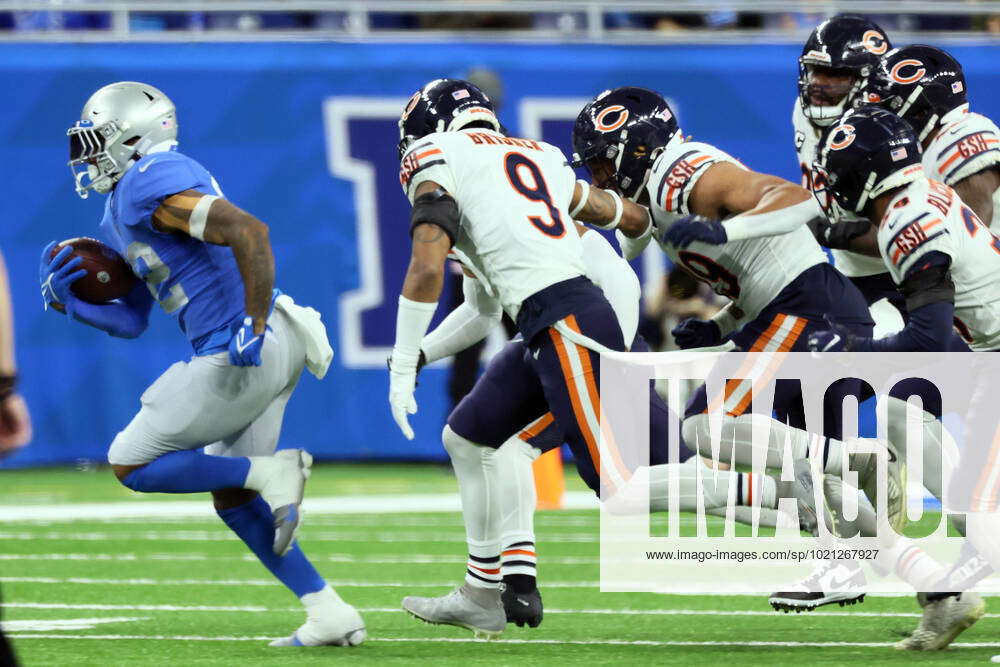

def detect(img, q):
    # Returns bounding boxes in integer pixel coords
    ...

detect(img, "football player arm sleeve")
[953,168,1000,228]
[421,275,502,363]
[856,252,956,353]
[152,190,274,336]
[65,280,154,339]
[689,162,817,241]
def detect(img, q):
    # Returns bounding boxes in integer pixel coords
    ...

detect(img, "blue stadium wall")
[4,41,999,467]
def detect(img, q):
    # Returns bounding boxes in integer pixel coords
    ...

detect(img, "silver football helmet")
[67,81,178,198]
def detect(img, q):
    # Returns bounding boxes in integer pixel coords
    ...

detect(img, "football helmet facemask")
[67,81,178,198]
[798,14,891,127]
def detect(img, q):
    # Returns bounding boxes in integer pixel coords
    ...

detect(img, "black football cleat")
[501,583,543,628]
[769,559,867,612]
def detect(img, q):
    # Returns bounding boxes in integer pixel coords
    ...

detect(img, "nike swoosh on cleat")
[823,334,840,352]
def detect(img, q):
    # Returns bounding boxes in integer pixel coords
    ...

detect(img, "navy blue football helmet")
[864,45,967,142]
[571,87,680,201]
[813,105,923,219]
[398,78,502,160]
[799,14,891,126]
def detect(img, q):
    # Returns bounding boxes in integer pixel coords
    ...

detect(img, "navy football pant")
[448,302,685,494]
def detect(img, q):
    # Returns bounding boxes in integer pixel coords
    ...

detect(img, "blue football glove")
[671,318,722,350]
[229,317,268,367]
[664,215,728,249]
[39,241,87,311]
[807,316,856,353]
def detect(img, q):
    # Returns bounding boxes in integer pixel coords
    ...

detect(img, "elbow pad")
[411,188,460,246]
[900,263,955,312]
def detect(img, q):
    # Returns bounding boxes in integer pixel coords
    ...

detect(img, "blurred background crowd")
[2,2,998,35]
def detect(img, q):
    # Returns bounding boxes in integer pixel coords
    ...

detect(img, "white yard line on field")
[0,552,599,565]
[9,601,1000,619]
[4,577,998,597]
[6,633,1000,648]
[0,530,597,543]
[0,493,599,522]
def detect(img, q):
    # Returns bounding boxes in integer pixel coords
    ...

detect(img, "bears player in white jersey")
[570,85,913,524]
[793,15,899,318]
[569,87,984,618]
[39,82,364,647]
[388,79,823,638]
[808,105,993,649]
[865,45,1000,228]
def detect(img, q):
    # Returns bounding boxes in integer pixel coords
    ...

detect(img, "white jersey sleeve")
[923,110,1000,187]
[648,140,740,216]
[879,185,958,282]
[399,136,457,202]
[580,229,640,345]
[878,177,1000,350]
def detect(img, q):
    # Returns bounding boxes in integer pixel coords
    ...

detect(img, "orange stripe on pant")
[548,323,607,491]
[518,412,555,442]
[564,315,631,483]
[705,313,806,417]
[725,315,807,417]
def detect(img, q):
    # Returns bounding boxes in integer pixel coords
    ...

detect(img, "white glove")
[388,350,420,440]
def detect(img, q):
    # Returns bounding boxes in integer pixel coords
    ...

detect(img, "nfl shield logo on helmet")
[952,81,964,94]
[890,146,908,161]
[452,89,470,100]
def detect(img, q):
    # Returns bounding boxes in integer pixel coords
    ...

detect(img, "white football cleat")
[247,449,313,556]
[769,559,867,612]
[269,600,366,647]
[895,592,985,650]
[403,583,505,639]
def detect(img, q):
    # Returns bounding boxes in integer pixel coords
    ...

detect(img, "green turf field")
[2,463,997,665]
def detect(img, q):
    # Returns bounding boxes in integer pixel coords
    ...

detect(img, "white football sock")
[442,425,501,589]
[495,438,540,579]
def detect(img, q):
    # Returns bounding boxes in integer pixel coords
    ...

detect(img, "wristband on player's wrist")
[589,189,624,231]
[569,180,591,218]
[0,373,18,401]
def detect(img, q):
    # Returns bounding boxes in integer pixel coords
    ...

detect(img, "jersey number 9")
[504,152,566,239]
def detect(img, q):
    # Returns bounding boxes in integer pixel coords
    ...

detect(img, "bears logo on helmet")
[595,105,630,133]
[814,105,922,217]
[829,124,857,150]
[864,45,967,142]
[572,86,680,201]
[890,59,927,85]
[861,29,889,55]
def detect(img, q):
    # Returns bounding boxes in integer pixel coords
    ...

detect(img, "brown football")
[50,237,137,304]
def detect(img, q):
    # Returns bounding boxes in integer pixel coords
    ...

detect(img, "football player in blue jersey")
[39,81,365,647]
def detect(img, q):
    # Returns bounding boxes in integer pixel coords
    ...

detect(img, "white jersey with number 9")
[399,128,586,319]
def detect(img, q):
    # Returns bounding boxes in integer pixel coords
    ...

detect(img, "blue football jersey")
[98,150,246,355]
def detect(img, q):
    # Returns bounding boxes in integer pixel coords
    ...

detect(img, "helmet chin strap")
[854,171,878,213]
[806,100,848,127]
